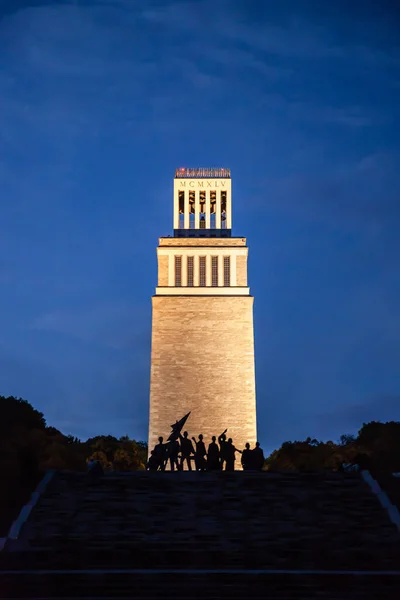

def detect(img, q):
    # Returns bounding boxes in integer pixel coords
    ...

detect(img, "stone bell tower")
[148,168,257,457]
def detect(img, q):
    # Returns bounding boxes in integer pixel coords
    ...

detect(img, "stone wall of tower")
[236,255,248,286]
[157,255,169,286]
[148,295,257,455]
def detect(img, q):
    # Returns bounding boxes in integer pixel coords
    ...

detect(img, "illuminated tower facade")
[148,168,257,459]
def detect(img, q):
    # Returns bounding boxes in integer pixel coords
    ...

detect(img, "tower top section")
[175,167,231,179]
[173,167,232,238]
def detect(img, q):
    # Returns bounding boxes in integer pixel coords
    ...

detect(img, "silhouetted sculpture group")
[147,428,265,472]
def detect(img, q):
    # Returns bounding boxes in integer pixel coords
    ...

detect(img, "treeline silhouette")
[0,395,147,535]
[1,395,400,535]
[265,424,400,475]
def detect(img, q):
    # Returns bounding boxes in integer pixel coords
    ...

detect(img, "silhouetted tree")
[265,422,400,474]
[339,434,356,446]
[0,395,147,534]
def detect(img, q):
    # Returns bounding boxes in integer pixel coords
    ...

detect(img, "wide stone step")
[4,471,399,578]
[1,571,400,599]
[1,544,399,571]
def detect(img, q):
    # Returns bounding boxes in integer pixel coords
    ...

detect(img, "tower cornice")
[175,167,230,178]
[159,237,246,247]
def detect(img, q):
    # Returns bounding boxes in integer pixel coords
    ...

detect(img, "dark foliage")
[2,394,399,535]
[265,422,400,474]
[0,395,147,535]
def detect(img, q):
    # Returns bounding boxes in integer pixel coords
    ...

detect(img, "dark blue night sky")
[1,0,399,453]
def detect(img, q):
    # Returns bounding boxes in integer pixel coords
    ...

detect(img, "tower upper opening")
[173,167,232,238]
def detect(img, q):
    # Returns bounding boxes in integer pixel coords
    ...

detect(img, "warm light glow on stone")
[148,169,257,466]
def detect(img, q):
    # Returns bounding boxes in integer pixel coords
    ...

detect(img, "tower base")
[148,295,257,457]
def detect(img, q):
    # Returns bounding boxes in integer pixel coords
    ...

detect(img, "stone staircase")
[377,474,400,511]
[1,470,399,598]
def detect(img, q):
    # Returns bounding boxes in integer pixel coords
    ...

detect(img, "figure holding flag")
[168,412,191,442]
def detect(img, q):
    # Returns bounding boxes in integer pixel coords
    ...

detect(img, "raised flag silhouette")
[167,412,191,442]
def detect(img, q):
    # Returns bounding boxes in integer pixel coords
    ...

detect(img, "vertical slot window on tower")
[189,191,195,229]
[175,256,182,286]
[199,256,206,287]
[187,256,194,287]
[224,256,230,286]
[212,256,218,287]
[199,191,206,229]
[210,191,216,228]
[178,191,185,229]
[221,191,227,229]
